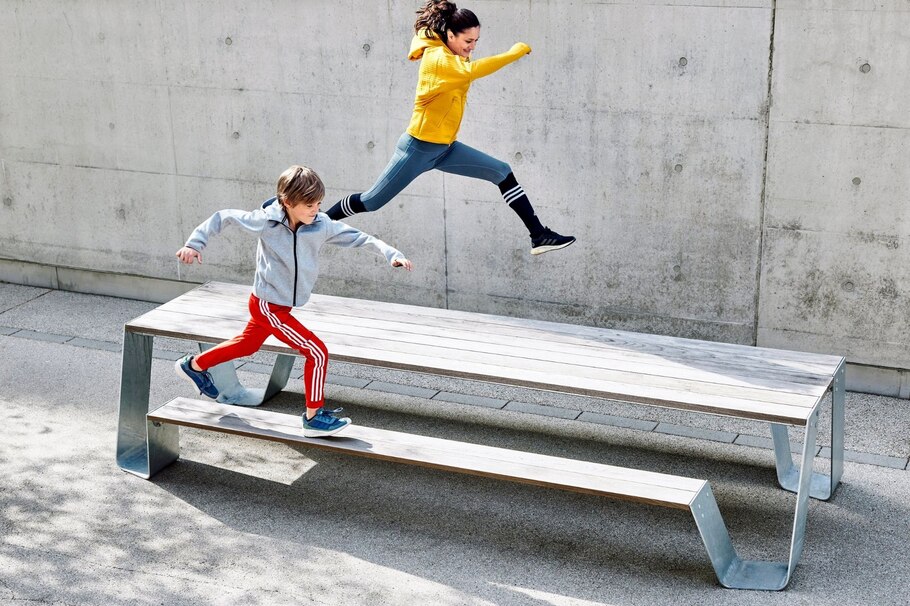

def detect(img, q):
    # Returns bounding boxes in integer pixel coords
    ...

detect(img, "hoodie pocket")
[432,97,458,129]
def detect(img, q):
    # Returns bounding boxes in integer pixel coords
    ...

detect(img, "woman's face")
[446,26,480,58]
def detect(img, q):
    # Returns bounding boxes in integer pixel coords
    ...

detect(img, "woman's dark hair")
[414,1,480,39]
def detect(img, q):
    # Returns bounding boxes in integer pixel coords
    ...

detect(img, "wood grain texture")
[150,397,705,509]
[129,281,846,425]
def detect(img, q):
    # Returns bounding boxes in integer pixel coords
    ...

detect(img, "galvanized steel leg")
[829,361,846,494]
[116,330,179,479]
[264,354,296,401]
[771,360,844,501]
[199,343,294,407]
[692,412,819,590]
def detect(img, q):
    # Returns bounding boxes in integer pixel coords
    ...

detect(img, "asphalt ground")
[2,282,909,605]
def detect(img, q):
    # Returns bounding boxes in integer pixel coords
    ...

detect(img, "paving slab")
[3,335,910,605]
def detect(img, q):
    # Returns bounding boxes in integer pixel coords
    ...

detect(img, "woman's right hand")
[511,42,531,56]
[176,246,202,264]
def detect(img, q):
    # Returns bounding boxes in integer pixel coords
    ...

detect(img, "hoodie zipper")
[291,226,298,307]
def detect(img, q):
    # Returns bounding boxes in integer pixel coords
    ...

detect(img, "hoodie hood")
[408,30,447,61]
[261,196,292,224]
[261,196,283,216]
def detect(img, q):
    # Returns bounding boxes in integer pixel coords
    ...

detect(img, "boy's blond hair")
[276,165,325,206]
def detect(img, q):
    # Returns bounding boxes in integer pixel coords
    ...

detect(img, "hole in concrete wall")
[225,37,233,46]
[678,57,688,67]
[860,62,871,73]
[852,177,861,185]
[232,131,240,140]
[674,164,683,173]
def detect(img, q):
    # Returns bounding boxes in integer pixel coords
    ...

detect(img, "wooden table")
[117,281,846,590]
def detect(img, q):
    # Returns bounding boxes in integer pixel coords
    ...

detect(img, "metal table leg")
[770,360,845,501]
[116,330,179,478]
[200,343,295,407]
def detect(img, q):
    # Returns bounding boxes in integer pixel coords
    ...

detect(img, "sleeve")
[417,43,531,98]
[324,220,405,264]
[184,208,270,251]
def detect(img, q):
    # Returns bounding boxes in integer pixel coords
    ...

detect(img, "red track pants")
[195,294,329,409]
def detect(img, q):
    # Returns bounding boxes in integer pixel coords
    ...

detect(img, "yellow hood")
[408,30,445,61]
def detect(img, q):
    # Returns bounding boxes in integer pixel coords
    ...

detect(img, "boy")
[174,165,413,437]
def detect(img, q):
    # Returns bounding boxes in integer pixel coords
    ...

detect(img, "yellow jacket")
[406,32,531,145]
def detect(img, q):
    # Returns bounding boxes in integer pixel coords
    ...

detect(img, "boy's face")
[284,198,322,226]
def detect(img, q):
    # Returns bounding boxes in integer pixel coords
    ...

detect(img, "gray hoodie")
[185,197,405,307]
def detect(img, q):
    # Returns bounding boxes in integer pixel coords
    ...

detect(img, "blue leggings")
[360,133,512,211]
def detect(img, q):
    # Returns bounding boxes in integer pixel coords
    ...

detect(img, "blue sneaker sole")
[302,420,351,438]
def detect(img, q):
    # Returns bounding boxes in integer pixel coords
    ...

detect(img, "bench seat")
[150,397,705,509]
[146,397,792,590]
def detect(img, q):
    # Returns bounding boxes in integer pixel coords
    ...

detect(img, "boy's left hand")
[392,258,413,271]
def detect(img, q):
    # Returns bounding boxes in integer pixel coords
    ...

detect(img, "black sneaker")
[175,355,219,399]
[531,227,576,255]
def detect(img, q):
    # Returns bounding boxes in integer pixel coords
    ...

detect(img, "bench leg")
[199,344,295,407]
[116,330,180,479]
[770,360,844,501]
[693,409,820,590]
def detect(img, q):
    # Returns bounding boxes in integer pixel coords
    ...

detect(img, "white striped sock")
[503,185,525,204]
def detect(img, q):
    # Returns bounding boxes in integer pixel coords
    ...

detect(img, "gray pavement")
[1,282,909,605]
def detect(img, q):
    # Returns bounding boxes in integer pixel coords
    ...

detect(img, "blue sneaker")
[175,355,219,399]
[303,407,351,438]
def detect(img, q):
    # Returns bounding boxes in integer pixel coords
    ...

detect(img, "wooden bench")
[117,281,846,590]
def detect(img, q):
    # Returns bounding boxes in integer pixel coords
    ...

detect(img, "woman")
[326,0,575,255]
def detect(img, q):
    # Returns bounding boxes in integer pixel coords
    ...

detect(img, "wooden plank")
[304,289,843,367]
[150,398,705,509]
[127,282,843,424]
[130,316,820,424]
[133,292,834,399]
[162,282,842,367]
[146,281,842,379]
[283,318,831,397]
[155,294,834,395]
[170,283,842,374]
[129,308,820,423]
[133,306,825,406]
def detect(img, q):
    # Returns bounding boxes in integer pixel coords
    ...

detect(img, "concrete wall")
[759,1,910,375]
[1,1,908,388]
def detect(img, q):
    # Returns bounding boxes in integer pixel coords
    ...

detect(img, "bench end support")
[691,483,795,591]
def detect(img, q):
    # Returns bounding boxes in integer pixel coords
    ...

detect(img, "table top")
[127,281,845,426]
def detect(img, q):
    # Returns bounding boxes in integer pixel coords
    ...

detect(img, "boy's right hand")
[176,246,202,264]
